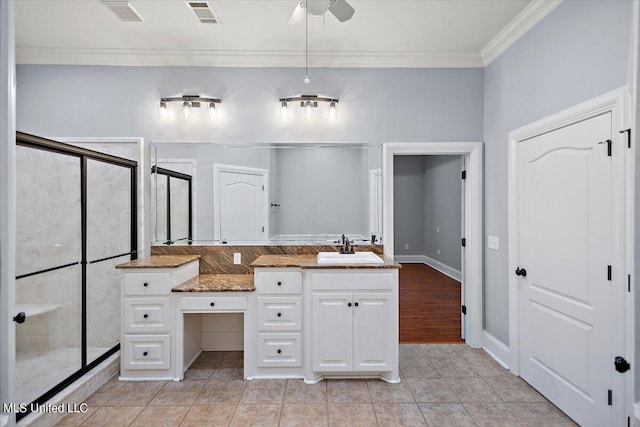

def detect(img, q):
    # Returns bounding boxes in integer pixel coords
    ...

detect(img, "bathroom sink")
[317,251,384,265]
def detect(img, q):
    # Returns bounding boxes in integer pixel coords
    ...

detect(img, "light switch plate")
[233,253,241,264]
[488,236,499,251]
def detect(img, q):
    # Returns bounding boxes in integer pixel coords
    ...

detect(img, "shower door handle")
[13,312,26,324]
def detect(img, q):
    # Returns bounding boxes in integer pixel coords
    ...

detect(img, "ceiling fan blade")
[287,1,305,25]
[328,0,354,22]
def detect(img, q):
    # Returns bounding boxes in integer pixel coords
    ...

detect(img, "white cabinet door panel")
[353,293,394,371]
[312,293,352,371]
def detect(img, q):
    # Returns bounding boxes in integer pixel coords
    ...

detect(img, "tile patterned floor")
[56,344,577,426]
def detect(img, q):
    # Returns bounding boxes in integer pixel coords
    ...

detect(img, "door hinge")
[262,226,265,232]
[620,128,631,148]
[461,238,466,247]
[461,305,467,315]
[608,389,612,405]
[599,139,612,156]
[461,170,467,180]
[629,274,631,293]
[262,185,264,191]
[607,265,612,281]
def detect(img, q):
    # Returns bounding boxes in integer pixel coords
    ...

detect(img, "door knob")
[13,312,26,324]
[515,267,527,277]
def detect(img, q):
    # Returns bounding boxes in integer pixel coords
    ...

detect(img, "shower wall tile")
[87,159,132,261]
[16,146,81,277]
[170,177,190,240]
[87,256,127,354]
[16,265,82,353]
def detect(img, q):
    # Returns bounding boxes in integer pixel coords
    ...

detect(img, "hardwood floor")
[399,263,463,343]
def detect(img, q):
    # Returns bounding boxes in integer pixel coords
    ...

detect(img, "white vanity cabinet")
[304,269,399,383]
[117,258,199,380]
[249,268,304,378]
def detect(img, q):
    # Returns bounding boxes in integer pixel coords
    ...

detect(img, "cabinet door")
[312,293,353,372]
[353,293,394,371]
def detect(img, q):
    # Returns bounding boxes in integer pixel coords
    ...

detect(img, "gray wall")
[393,156,425,256]
[16,66,483,144]
[393,155,462,273]
[483,0,632,343]
[423,156,462,271]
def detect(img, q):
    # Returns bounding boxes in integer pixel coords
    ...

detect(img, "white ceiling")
[14,0,560,67]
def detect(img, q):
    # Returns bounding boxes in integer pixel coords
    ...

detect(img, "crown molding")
[16,47,483,68]
[481,0,562,66]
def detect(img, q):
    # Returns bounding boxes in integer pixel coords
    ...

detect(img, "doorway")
[382,142,483,348]
[393,155,464,342]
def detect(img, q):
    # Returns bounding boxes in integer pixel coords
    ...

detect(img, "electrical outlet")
[404,244,409,250]
[436,226,440,233]
[233,253,241,264]
[488,236,500,251]
[437,249,441,255]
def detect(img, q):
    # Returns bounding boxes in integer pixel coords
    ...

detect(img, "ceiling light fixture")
[279,95,339,122]
[159,95,221,121]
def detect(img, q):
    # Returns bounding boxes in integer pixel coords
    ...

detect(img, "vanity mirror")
[151,142,382,246]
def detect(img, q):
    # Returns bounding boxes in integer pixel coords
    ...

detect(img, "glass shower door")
[15,146,82,405]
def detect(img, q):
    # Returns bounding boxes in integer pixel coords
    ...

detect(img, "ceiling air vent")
[186,1,222,24]
[100,0,144,22]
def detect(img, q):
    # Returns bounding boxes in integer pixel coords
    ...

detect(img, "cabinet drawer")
[123,335,170,370]
[257,297,302,331]
[255,270,302,294]
[257,333,302,367]
[309,271,395,291]
[124,298,170,332]
[124,272,172,296]
[179,295,247,311]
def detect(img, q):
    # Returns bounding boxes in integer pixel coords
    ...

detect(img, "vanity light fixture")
[279,95,339,122]
[159,95,221,121]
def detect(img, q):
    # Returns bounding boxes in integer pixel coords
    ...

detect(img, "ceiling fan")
[288,0,355,24]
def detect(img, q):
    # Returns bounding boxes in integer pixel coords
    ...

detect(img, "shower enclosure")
[151,165,192,244]
[14,132,137,421]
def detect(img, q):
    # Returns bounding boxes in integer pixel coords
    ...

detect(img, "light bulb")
[159,101,168,120]
[305,100,313,120]
[280,101,289,122]
[208,102,217,121]
[328,101,337,122]
[182,101,191,119]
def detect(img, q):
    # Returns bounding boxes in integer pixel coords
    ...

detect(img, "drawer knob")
[277,349,282,354]
[143,282,149,287]
[143,351,148,356]
[277,281,282,286]
[143,314,149,319]
[210,302,215,307]
[277,312,282,317]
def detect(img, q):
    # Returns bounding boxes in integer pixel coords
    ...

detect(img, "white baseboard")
[483,330,510,369]
[634,401,640,423]
[394,255,462,282]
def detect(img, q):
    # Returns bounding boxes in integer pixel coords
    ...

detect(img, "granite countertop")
[116,255,201,269]
[251,254,401,269]
[172,274,255,292]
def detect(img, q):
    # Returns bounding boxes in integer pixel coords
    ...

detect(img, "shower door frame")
[152,165,193,244]
[14,132,138,422]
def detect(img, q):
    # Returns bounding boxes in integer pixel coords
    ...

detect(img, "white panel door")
[219,171,264,241]
[312,293,353,371]
[517,112,613,427]
[353,292,393,371]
